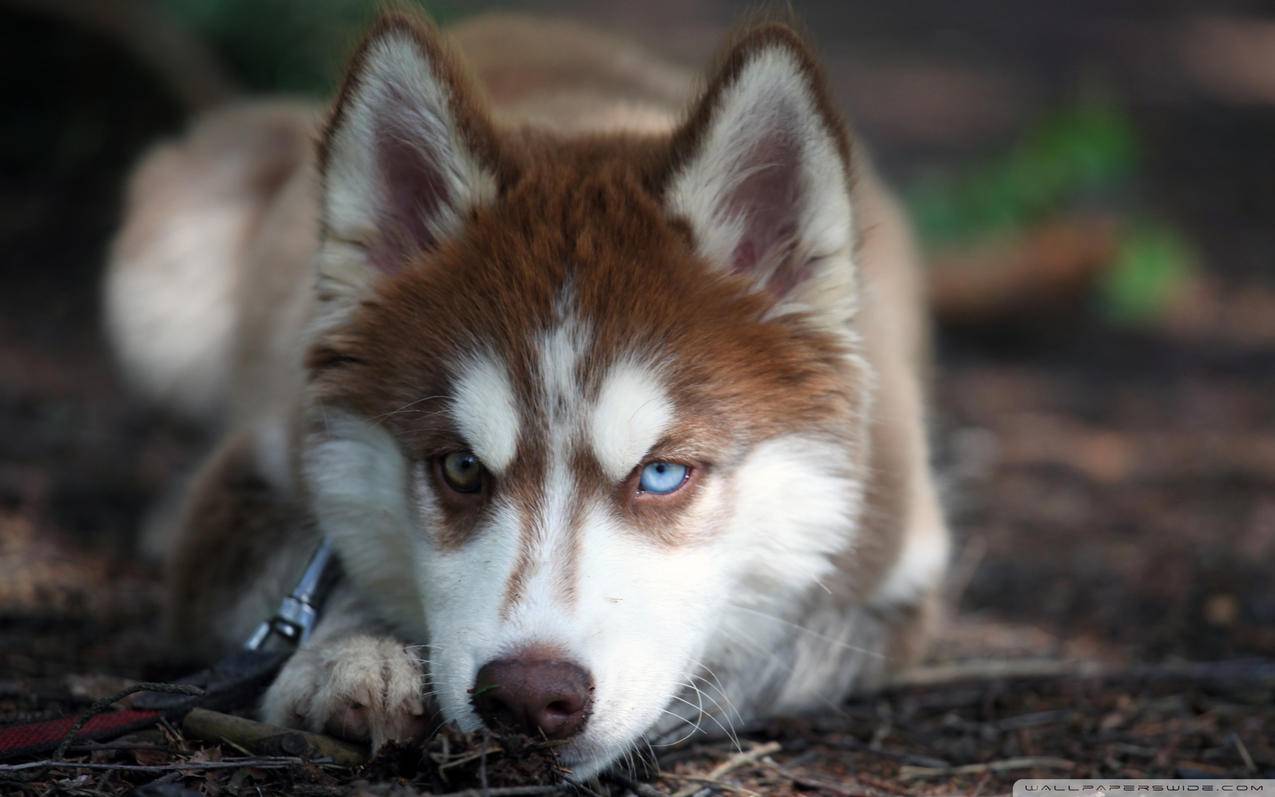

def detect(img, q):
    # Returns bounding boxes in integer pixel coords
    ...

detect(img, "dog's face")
[304,16,866,776]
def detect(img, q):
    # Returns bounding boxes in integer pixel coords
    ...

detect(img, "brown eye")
[439,451,485,494]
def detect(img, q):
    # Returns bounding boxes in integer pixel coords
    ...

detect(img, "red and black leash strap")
[0,682,205,761]
[0,708,164,762]
[0,540,337,761]
[0,649,292,761]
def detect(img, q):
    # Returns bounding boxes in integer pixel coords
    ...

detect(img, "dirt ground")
[1,2,1272,795]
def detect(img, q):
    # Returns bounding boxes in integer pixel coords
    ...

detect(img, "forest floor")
[2,2,1273,794]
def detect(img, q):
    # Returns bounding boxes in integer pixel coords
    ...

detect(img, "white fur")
[537,305,590,411]
[304,411,428,639]
[314,29,496,332]
[589,360,674,482]
[723,436,860,607]
[307,384,871,776]
[262,616,427,751]
[292,34,933,783]
[414,493,526,728]
[666,45,858,326]
[644,435,871,745]
[301,102,880,772]
[105,202,240,423]
[105,103,320,426]
[449,353,521,474]
[873,496,950,608]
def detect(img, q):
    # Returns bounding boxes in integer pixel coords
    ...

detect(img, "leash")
[0,540,338,761]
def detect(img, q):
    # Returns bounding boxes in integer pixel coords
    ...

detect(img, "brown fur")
[307,15,866,569]
[110,9,944,701]
[166,431,316,658]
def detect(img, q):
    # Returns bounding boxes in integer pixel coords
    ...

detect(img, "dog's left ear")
[665,26,856,318]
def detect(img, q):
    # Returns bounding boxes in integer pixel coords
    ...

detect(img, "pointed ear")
[316,14,501,309]
[665,26,856,318]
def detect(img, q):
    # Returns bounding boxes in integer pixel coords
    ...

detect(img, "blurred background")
[2,0,1273,681]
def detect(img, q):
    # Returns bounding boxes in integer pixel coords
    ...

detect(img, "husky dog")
[105,12,949,778]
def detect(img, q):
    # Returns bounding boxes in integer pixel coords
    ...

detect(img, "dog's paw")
[261,635,429,749]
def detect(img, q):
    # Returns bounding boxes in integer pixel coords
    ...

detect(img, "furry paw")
[261,635,429,749]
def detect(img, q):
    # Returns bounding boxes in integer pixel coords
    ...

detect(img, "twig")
[668,741,780,797]
[63,741,171,753]
[423,788,565,797]
[0,756,306,774]
[1230,733,1257,774]
[181,707,367,767]
[664,776,761,797]
[886,660,1106,689]
[437,741,503,772]
[899,756,1075,779]
[886,658,1275,691]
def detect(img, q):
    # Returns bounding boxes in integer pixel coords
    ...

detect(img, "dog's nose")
[472,656,593,739]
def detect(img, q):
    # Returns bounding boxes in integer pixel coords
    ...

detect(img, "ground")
[1,1,1272,795]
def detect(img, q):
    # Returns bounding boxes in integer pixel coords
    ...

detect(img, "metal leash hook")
[245,538,338,651]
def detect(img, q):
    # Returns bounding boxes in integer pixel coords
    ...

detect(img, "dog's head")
[304,14,868,776]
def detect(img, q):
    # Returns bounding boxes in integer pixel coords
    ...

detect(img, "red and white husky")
[105,12,949,778]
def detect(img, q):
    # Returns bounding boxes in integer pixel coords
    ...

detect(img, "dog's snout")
[472,656,593,739]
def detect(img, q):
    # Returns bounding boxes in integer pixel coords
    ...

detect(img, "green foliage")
[907,98,1198,324]
[908,100,1139,247]
[160,0,461,94]
[1097,225,1195,324]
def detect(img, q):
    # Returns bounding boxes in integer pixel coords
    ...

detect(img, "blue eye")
[638,461,689,495]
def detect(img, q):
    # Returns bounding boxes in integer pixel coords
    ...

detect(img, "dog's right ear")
[315,14,501,317]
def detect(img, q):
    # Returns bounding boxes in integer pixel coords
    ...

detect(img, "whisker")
[682,675,740,749]
[372,394,447,421]
[725,603,886,658]
[650,700,703,748]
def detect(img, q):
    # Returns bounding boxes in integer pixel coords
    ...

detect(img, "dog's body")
[106,13,949,776]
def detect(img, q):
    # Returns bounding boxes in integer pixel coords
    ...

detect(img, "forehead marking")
[538,311,589,418]
[449,352,520,473]
[503,301,592,612]
[590,360,674,483]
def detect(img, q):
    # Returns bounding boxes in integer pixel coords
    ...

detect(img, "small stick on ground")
[899,756,1076,779]
[424,788,566,797]
[888,658,1275,690]
[181,707,367,767]
[1231,733,1257,774]
[0,757,306,774]
[888,660,1106,689]
[668,740,781,797]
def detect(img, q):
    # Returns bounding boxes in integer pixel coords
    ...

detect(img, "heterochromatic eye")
[637,461,689,495]
[440,451,485,494]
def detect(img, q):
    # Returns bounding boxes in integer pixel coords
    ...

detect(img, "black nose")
[471,656,593,739]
